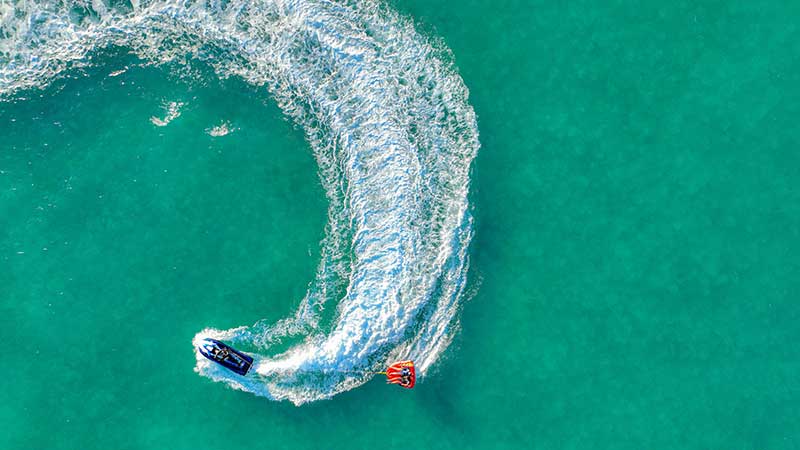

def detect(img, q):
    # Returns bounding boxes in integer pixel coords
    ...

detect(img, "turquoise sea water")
[3,0,800,448]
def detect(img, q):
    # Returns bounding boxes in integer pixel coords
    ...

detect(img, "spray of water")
[1,0,479,404]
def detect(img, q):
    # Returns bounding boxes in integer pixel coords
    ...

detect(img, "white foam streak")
[2,0,480,405]
[150,100,184,126]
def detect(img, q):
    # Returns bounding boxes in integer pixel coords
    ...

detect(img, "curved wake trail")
[1,0,479,404]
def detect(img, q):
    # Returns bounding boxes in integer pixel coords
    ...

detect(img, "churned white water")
[1,0,479,404]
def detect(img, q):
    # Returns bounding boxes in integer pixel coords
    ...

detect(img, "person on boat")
[213,346,230,361]
[399,367,412,387]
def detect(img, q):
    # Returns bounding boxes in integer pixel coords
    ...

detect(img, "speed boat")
[197,338,253,376]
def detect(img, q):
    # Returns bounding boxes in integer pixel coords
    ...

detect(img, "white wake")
[1,0,480,404]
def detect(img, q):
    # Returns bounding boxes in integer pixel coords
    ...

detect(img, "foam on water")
[150,100,184,126]
[206,120,236,136]
[1,0,479,404]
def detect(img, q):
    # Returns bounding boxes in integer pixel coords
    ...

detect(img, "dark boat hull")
[197,338,253,376]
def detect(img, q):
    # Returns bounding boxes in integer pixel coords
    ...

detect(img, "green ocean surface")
[2,1,800,449]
